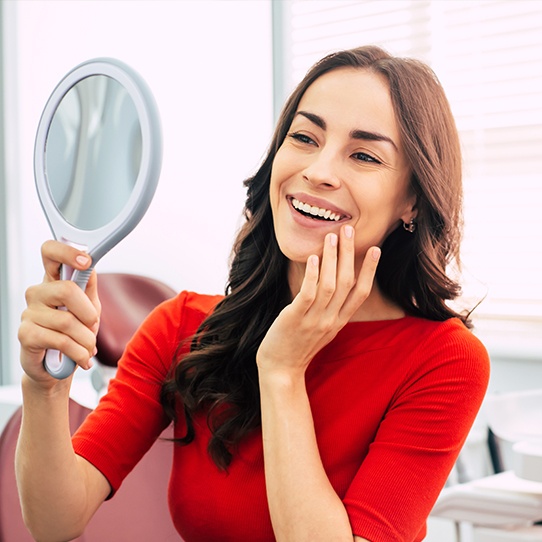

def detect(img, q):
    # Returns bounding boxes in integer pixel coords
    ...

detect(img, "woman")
[17,46,489,542]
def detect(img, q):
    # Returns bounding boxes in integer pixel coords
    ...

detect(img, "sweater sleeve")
[71,291,220,494]
[343,320,490,542]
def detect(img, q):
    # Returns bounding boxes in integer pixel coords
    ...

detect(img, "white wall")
[2,0,273,382]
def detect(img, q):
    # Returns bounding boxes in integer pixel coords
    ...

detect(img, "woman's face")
[270,68,416,268]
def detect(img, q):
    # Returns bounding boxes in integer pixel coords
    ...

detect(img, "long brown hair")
[161,45,467,469]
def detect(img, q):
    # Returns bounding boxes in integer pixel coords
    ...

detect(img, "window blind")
[276,0,542,355]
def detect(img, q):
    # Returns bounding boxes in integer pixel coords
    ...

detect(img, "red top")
[72,291,490,542]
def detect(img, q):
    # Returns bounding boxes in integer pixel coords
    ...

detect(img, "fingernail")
[329,233,338,247]
[76,254,90,266]
[372,247,381,261]
[345,225,353,239]
[309,255,319,267]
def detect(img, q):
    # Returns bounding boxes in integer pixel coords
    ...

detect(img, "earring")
[403,219,416,233]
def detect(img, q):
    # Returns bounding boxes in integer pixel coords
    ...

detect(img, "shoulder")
[402,316,490,394]
[125,291,224,372]
[410,317,489,365]
[146,290,224,330]
[168,290,224,320]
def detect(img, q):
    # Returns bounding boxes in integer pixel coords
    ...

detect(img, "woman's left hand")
[256,225,380,377]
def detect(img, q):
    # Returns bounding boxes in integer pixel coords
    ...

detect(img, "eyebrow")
[295,110,398,152]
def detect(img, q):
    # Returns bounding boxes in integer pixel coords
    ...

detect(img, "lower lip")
[288,200,344,229]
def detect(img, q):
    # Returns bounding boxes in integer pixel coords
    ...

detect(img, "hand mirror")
[34,58,162,379]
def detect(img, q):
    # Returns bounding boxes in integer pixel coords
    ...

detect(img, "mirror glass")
[46,75,142,231]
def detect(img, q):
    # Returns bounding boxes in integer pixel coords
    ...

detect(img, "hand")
[256,225,380,378]
[18,240,101,387]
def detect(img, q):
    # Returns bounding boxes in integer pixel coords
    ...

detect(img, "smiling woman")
[17,45,489,542]
[270,68,414,277]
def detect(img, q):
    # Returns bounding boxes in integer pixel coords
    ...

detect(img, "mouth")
[289,196,350,222]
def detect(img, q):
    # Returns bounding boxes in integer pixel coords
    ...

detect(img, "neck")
[287,261,405,322]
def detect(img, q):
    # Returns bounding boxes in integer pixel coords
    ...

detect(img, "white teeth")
[291,198,342,221]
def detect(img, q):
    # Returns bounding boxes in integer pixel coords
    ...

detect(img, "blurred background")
[2,0,541,385]
[0,1,541,538]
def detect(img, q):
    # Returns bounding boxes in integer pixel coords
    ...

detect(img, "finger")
[26,280,100,331]
[19,311,96,370]
[30,305,98,351]
[291,254,319,314]
[326,225,356,313]
[85,270,101,332]
[340,246,381,319]
[25,322,96,369]
[41,240,92,282]
[313,232,338,307]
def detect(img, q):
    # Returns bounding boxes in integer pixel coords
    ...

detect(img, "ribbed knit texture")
[72,291,489,542]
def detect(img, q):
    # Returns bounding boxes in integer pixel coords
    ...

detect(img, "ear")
[400,194,418,224]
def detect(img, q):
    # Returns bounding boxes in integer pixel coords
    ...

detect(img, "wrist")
[257,364,306,393]
[21,372,72,400]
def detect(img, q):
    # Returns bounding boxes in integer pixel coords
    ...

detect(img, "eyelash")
[288,132,315,145]
[352,152,381,164]
[287,132,381,164]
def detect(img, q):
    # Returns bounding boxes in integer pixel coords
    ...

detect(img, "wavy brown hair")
[161,45,467,469]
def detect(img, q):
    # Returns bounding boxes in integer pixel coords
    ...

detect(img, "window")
[274,0,542,357]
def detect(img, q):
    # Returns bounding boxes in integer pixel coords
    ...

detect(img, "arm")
[259,371,369,542]
[257,226,378,542]
[16,377,110,541]
[16,241,110,541]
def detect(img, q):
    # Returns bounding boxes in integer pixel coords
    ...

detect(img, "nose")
[302,149,342,189]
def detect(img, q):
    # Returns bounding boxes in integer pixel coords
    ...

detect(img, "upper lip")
[287,193,352,220]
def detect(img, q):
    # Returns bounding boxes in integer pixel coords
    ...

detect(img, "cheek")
[269,167,280,213]
[269,152,292,203]
[350,184,406,237]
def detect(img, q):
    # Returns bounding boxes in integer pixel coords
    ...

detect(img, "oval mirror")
[34,58,162,379]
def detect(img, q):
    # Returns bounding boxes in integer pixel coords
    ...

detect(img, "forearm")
[259,369,354,542]
[16,375,102,541]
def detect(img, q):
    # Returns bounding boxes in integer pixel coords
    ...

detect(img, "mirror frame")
[34,57,162,263]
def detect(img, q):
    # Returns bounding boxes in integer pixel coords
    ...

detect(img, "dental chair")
[431,389,542,541]
[0,273,180,542]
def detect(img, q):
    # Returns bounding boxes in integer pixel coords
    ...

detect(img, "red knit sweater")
[72,291,489,542]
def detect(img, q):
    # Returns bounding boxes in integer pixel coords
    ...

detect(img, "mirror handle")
[43,266,95,380]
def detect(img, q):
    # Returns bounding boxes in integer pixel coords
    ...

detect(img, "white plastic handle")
[43,243,94,380]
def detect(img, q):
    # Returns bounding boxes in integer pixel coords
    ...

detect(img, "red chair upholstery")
[96,273,177,367]
[0,274,180,542]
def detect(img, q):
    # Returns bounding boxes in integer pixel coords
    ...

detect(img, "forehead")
[296,68,400,139]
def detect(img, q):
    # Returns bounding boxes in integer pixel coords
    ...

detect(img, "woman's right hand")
[18,240,101,388]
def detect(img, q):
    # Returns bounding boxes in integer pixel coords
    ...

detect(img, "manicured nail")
[309,255,319,267]
[76,254,90,266]
[344,225,354,239]
[329,233,338,247]
[372,247,381,261]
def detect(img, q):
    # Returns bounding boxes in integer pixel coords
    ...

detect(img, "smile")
[290,197,347,222]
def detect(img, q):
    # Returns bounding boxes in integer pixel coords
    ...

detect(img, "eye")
[288,132,317,146]
[352,151,381,164]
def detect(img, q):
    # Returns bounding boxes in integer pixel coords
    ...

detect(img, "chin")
[276,238,323,264]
